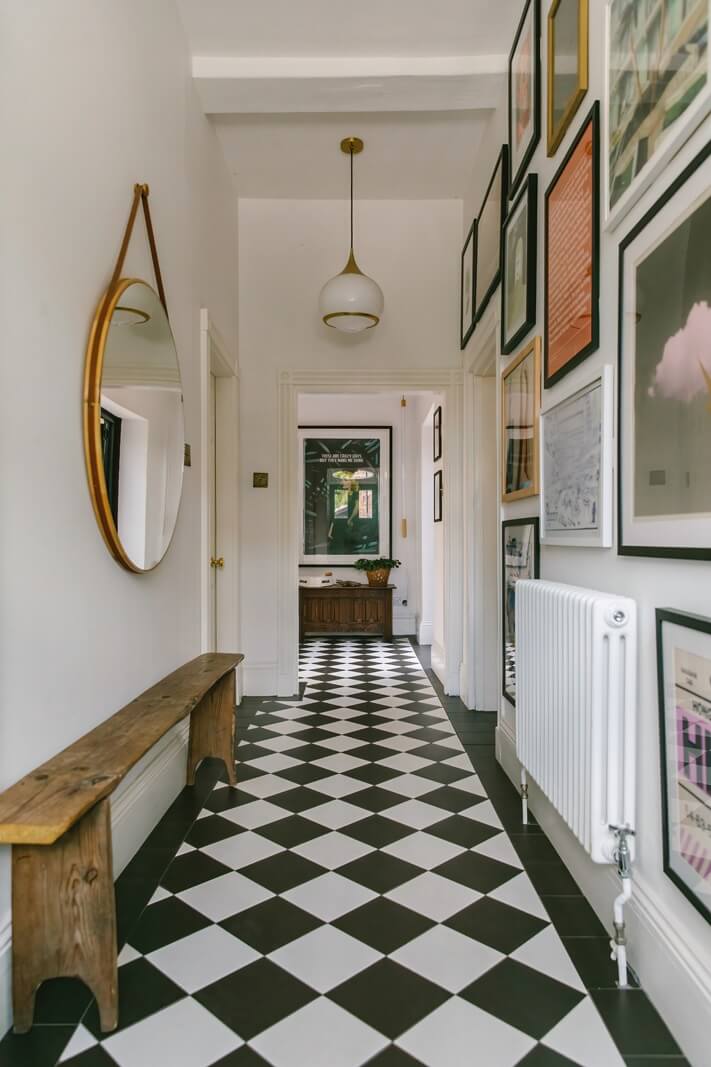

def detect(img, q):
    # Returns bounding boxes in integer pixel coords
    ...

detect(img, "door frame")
[200,308,240,661]
[276,368,464,697]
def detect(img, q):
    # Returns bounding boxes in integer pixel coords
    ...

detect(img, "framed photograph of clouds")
[618,141,711,560]
[541,364,614,548]
[657,608,711,924]
[460,219,477,349]
[502,517,540,706]
[502,173,538,355]
[475,146,509,322]
[508,0,541,197]
[606,0,711,230]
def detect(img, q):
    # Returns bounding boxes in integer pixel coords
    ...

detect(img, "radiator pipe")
[520,768,529,825]
[609,825,635,988]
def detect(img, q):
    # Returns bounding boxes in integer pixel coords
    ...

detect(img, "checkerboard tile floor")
[0,639,669,1066]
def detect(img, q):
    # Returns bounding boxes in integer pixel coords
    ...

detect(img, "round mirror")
[84,279,185,572]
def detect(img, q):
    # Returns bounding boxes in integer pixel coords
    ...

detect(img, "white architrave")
[200,309,240,669]
[277,368,464,698]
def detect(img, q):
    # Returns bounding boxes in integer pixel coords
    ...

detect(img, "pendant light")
[319,136,384,332]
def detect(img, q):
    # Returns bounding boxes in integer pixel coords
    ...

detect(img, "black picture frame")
[508,0,541,199]
[475,146,509,323]
[433,406,442,462]
[100,407,122,525]
[501,173,538,355]
[433,470,443,523]
[656,608,711,925]
[617,141,711,561]
[501,517,540,706]
[460,219,477,349]
[298,425,393,567]
[544,101,600,389]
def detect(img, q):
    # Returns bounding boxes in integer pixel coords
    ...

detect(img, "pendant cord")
[349,144,354,254]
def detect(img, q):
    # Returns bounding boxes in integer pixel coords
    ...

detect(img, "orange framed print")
[544,102,600,388]
[502,336,541,502]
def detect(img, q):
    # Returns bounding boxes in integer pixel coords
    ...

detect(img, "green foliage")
[353,557,402,572]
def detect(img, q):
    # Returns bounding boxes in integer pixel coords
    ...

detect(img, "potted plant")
[353,557,402,587]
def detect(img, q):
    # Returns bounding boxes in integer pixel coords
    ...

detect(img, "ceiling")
[176,0,521,199]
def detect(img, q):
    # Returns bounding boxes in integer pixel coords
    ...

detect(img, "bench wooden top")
[0,653,243,846]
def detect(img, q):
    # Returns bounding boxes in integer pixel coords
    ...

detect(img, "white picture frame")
[541,364,614,547]
[604,0,711,231]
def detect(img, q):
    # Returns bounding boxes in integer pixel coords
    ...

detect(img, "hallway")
[0,639,683,1067]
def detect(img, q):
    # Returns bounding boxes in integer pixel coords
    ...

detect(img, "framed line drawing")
[544,102,600,388]
[475,146,509,322]
[502,336,541,502]
[299,426,392,567]
[618,141,711,560]
[541,364,614,548]
[657,608,711,925]
[502,173,538,355]
[433,405,442,462]
[434,469,443,523]
[509,0,541,197]
[606,0,711,230]
[502,517,540,706]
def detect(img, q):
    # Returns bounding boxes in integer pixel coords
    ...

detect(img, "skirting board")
[496,724,711,1067]
[431,642,447,689]
[0,723,191,1038]
[417,621,433,646]
[243,661,279,697]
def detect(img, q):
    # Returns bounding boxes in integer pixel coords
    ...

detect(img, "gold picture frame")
[501,336,541,502]
[547,0,589,156]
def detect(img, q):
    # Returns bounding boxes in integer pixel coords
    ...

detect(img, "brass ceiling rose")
[340,136,364,155]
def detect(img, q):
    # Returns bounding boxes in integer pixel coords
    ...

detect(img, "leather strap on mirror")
[109,183,168,314]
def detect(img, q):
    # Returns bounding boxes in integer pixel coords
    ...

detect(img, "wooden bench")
[0,652,243,1035]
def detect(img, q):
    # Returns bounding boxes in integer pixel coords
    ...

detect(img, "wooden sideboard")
[299,583,394,639]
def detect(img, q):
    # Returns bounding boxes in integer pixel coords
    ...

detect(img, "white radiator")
[515,579,637,865]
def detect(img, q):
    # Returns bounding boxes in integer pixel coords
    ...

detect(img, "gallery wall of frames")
[460,0,711,1039]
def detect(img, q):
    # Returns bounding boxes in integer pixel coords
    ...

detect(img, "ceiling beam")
[192,55,507,114]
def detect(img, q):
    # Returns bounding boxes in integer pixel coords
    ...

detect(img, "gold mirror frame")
[547,0,589,156]
[83,185,183,573]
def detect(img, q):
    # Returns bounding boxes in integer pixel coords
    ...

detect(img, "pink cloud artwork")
[647,301,711,409]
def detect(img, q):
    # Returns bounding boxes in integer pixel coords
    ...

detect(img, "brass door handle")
[210,557,224,569]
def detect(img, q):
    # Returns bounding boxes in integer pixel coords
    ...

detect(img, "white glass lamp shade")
[319,253,384,332]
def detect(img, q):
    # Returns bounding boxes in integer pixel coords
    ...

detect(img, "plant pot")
[367,568,390,587]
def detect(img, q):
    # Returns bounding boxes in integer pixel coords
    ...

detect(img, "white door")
[207,371,218,651]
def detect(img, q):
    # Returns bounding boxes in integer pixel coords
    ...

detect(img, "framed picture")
[502,517,540,706]
[618,142,711,560]
[657,608,711,924]
[475,146,509,321]
[547,0,589,156]
[460,220,477,349]
[544,102,600,388]
[541,364,614,547]
[502,336,541,502]
[606,0,711,230]
[298,426,392,567]
[502,173,538,355]
[434,469,443,523]
[508,0,541,197]
[433,406,442,462]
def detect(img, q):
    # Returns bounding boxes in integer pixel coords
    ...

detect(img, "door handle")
[210,557,224,569]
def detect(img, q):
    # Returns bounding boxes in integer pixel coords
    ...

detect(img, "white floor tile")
[251,996,388,1067]
[380,774,439,799]
[309,774,369,798]
[179,871,273,921]
[472,832,524,869]
[282,872,377,921]
[377,735,427,753]
[269,925,381,993]
[396,996,535,1067]
[318,720,363,735]
[147,925,260,993]
[315,735,367,753]
[391,925,503,992]
[148,886,171,905]
[257,735,306,753]
[382,830,465,868]
[305,799,369,829]
[443,753,474,772]
[246,753,301,773]
[510,926,586,992]
[118,944,142,966]
[461,800,503,828]
[488,872,549,920]
[293,830,373,869]
[385,872,481,921]
[450,775,489,797]
[384,799,451,829]
[312,753,368,773]
[59,1025,97,1062]
[103,998,242,1067]
[202,830,283,869]
[378,753,434,774]
[542,996,626,1066]
[221,800,289,829]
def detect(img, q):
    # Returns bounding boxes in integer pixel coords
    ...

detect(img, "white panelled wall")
[461,6,711,1065]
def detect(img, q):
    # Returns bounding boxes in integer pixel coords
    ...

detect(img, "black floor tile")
[349,785,407,814]
[128,895,211,954]
[524,861,581,896]
[446,896,548,953]
[278,762,332,785]
[62,1047,119,1066]
[433,851,520,893]
[338,851,422,893]
[427,813,499,848]
[516,1047,581,1066]
[364,1045,426,1065]
[160,850,232,893]
[590,990,683,1056]
[422,786,483,814]
[345,814,414,848]
[562,937,639,990]
[211,1045,273,1065]
[32,977,92,1025]
[0,1026,75,1067]
[221,897,321,954]
[543,895,607,937]
[257,814,328,848]
[195,959,318,1040]
[185,814,244,849]
[334,897,434,954]
[239,851,325,893]
[84,959,185,1037]
[329,959,449,1040]
[508,834,562,864]
[348,763,401,786]
[264,786,326,814]
[462,958,584,1039]
[413,763,470,786]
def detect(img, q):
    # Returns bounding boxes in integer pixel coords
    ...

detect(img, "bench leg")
[188,669,237,787]
[12,798,118,1034]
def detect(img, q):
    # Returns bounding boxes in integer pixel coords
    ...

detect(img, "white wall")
[238,198,462,693]
[0,0,238,1034]
[460,5,711,1063]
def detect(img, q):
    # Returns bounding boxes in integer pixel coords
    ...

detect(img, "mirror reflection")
[98,281,184,570]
